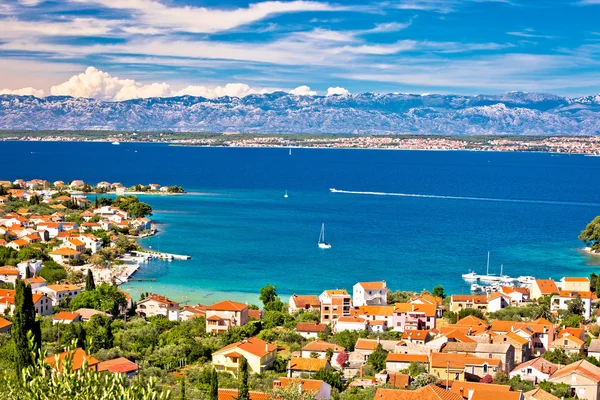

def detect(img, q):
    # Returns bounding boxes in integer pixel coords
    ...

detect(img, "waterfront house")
[53,311,82,324]
[449,295,488,313]
[548,360,600,400]
[136,293,179,321]
[559,277,591,292]
[44,348,99,372]
[34,283,81,306]
[49,247,81,264]
[287,357,329,378]
[487,292,511,313]
[77,233,103,253]
[296,322,328,339]
[392,303,437,332]
[530,280,559,300]
[551,290,595,319]
[273,378,331,400]
[0,266,20,285]
[212,337,277,375]
[97,357,139,379]
[334,316,367,332]
[179,304,206,321]
[352,281,387,307]
[492,331,531,364]
[509,357,559,384]
[351,305,394,328]
[300,340,345,368]
[385,353,428,373]
[205,300,248,333]
[288,294,321,313]
[0,316,11,333]
[410,293,444,317]
[319,289,352,324]
[499,286,530,306]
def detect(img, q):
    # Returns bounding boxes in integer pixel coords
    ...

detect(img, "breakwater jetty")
[132,250,191,260]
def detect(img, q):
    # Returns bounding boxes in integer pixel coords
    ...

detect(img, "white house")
[0,266,21,285]
[136,293,180,321]
[509,358,559,384]
[17,259,43,277]
[589,339,600,362]
[205,300,248,333]
[296,322,328,339]
[33,284,82,306]
[550,291,594,319]
[352,281,387,307]
[334,316,367,333]
[487,292,511,313]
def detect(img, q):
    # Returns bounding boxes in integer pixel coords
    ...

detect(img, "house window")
[454,373,460,380]
[527,368,532,374]
[483,364,488,373]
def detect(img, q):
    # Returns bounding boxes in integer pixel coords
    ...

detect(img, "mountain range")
[1,92,600,135]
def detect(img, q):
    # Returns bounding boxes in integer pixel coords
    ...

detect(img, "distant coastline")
[2,131,600,155]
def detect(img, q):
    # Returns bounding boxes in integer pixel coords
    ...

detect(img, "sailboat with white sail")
[284,190,288,198]
[318,223,331,249]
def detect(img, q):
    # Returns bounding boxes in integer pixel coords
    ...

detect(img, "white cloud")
[175,83,275,98]
[366,22,412,33]
[0,87,45,97]
[0,18,115,38]
[50,66,171,100]
[326,86,349,96]
[19,0,43,6]
[507,31,557,39]
[70,0,350,34]
[290,85,317,95]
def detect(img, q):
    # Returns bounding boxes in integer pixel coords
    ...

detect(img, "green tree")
[270,380,316,400]
[85,269,96,291]
[579,216,600,252]
[179,378,185,400]
[259,284,286,312]
[12,280,41,372]
[86,314,113,352]
[0,339,171,399]
[567,295,585,316]
[69,283,127,316]
[367,344,387,373]
[237,357,250,400]
[313,369,344,391]
[210,368,219,400]
[408,373,437,390]
[39,261,68,284]
[542,349,568,365]
[432,285,445,299]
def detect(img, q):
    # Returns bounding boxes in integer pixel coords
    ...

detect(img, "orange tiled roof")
[524,388,560,400]
[357,281,386,290]
[296,322,328,333]
[375,385,463,400]
[511,357,558,376]
[97,357,139,374]
[49,248,80,255]
[551,359,600,381]
[302,340,345,352]
[54,311,80,321]
[276,377,325,392]
[214,337,277,358]
[288,357,328,372]
[386,353,428,363]
[0,316,12,330]
[206,300,247,311]
[563,277,589,282]
[218,389,269,400]
[456,315,489,328]
[535,280,558,295]
[355,338,380,350]
[337,316,366,324]
[290,294,320,308]
[139,293,178,306]
[404,329,429,340]
[0,266,19,275]
[352,305,395,317]
[44,348,99,371]
[394,302,437,317]
[324,289,348,296]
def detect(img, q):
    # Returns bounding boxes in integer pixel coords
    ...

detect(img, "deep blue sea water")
[3,141,600,305]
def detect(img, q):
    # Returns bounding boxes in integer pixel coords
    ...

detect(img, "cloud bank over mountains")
[4,67,349,101]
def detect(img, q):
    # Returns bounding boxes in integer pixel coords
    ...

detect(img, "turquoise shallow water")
[1,142,600,304]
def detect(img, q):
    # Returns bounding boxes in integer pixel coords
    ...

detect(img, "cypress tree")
[210,368,219,400]
[12,280,41,371]
[180,378,185,400]
[85,269,96,291]
[25,266,32,279]
[596,276,600,296]
[237,357,250,400]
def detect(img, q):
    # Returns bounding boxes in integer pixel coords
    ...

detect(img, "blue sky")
[1,0,600,100]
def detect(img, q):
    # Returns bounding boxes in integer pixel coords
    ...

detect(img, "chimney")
[459,387,464,397]
[265,343,269,352]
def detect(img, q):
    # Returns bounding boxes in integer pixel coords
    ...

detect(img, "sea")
[3,141,600,305]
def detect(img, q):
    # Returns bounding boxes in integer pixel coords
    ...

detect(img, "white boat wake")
[329,188,600,207]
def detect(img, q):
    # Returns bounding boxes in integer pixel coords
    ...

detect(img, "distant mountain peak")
[0,92,599,135]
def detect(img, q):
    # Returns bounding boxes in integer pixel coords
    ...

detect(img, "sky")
[1,0,600,100]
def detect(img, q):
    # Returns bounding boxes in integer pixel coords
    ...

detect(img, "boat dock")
[132,250,191,260]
